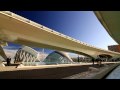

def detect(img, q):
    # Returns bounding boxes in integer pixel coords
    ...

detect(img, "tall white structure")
[14,46,39,66]
[38,48,46,61]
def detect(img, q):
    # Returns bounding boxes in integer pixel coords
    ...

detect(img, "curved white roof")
[21,46,38,57]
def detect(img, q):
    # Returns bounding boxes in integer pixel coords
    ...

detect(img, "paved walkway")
[0,62,117,79]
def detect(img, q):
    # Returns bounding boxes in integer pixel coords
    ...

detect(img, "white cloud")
[4,49,17,59]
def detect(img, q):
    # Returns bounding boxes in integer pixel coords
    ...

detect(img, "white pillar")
[30,55,32,65]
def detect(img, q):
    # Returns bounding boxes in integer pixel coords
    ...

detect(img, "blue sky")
[5,11,118,56]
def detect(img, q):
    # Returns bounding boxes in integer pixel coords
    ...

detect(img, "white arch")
[0,11,120,60]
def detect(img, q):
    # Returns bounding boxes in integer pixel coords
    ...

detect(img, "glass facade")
[43,51,73,65]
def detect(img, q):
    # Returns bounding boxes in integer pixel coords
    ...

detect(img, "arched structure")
[43,51,73,65]
[0,11,120,61]
[14,46,39,65]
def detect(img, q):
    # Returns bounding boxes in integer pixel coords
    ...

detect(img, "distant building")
[108,45,120,53]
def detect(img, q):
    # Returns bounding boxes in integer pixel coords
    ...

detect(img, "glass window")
[43,52,72,65]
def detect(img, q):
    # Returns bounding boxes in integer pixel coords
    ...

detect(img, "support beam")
[0,11,120,60]
[0,45,7,60]
[0,45,7,67]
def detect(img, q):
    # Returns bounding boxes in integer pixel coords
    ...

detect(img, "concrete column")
[27,54,30,65]
[14,50,19,63]
[26,53,31,65]
[19,50,23,62]
[16,50,20,62]
[0,45,7,60]
[22,51,27,65]
[22,51,26,65]
[30,55,34,65]
[29,54,33,65]
[16,50,20,63]
[24,51,28,62]
[19,51,24,62]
